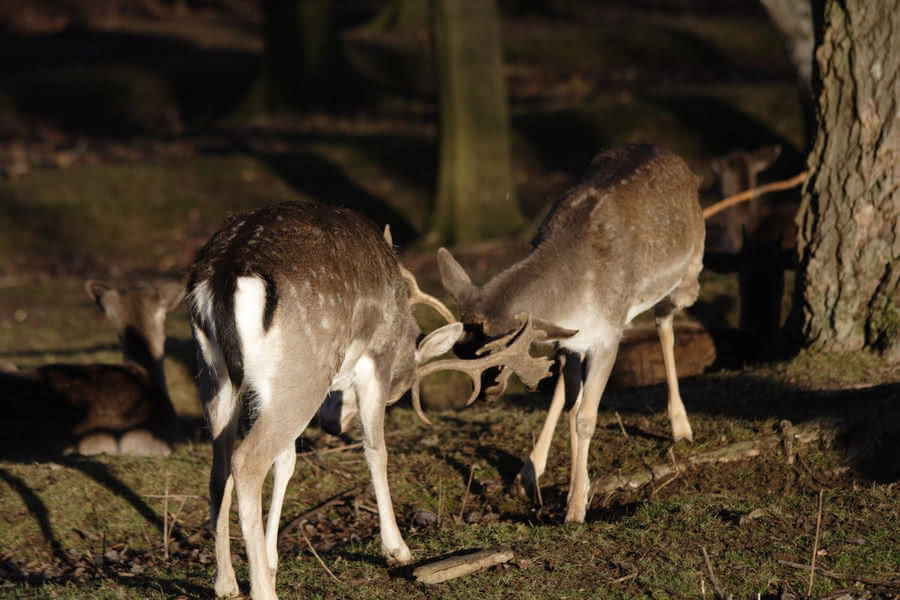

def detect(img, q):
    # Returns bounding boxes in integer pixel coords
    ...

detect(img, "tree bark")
[429,0,524,245]
[795,0,900,359]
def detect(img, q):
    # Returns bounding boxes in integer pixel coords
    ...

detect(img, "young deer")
[437,144,705,523]
[187,202,542,600]
[0,280,183,457]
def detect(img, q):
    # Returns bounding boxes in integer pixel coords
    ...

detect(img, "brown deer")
[187,201,547,600]
[709,144,797,355]
[0,280,183,457]
[708,144,782,255]
[437,144,706,523]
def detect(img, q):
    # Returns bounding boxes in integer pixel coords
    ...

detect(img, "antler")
[410,314,556,425]
[399,267,457,324]
[383,224,457,323]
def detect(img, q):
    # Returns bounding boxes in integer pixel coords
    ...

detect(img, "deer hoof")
[383,543,412,566]
[515,459,541,503]
[214,574,240,598]
[671,421,694,443]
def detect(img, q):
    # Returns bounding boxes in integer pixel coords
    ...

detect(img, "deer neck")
[120,327,169,398]
[479,245,574,328]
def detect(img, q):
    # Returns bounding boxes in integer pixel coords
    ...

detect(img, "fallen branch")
[591,420,837,497]
[413,548,514,584]
[779,560,900,589]
[301,530,343,586]
[702,546,728,600]
[702,171,808,219]
[808,489,825,596]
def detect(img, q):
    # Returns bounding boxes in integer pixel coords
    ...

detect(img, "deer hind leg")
[232,374,327,600]
[655,264,701,443]
[353,356,411,565]
[566,346,616,523]
[265,446,296,580]
[195,328,240,599]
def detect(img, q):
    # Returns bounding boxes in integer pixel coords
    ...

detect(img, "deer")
[186,200,551,600]
[436,144,705,523]
[0,279,183,457]
[708,144,783,255]
[707,144,799,356]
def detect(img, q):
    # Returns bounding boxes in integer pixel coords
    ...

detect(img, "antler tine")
[399,267,457,324]
[409,314,556,423]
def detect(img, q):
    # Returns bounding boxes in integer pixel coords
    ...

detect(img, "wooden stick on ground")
[591,420,837,498]
[413,548,514,584]
[702,546,727,599]
[778,560,900,588]
[301,530,343,586]
[808,488,825,596]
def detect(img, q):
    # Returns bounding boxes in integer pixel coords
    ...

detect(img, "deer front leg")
[265,446,297,581]
[354,358,411,565]
[655,313,693,442]
[517,354,567,502]
[565,345,617,523]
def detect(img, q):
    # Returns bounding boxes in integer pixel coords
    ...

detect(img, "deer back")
[188,202,452,407]
[441,145,704,347]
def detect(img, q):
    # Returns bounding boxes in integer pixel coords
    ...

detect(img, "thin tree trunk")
[429,0,524,245]
[795,0,900,359]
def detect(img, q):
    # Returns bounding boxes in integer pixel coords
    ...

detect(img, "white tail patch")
[234,276,282,414]
[188,280,216,338]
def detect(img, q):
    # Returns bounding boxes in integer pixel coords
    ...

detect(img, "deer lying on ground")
[437,144,705,523]
[187,201,548,600]
[0,280,183,457]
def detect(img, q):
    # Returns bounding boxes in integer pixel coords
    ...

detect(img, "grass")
[1,397,898,598]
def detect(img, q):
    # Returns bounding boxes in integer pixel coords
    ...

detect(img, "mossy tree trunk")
[429,0,524,245]
[795,0,900,359]
[251,0,351,112]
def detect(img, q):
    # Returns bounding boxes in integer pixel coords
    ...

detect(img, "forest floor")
[1,1,898,598]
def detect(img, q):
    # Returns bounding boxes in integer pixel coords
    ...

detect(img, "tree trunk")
[795,0,900,360]
[757,0,816,147]
[250,0,351,112]
[429,0,524,245]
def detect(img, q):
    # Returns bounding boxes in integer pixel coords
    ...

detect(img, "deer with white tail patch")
[187,201,548,599]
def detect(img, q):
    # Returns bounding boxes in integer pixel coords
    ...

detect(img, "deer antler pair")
[409,313,556,426]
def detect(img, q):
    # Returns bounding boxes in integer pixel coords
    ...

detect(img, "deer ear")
[85,280,120,319]
[752,144,781,168]
[158,281,186,312]
[437,248,475,303]
[532,318,578,340]
[383,224,393,247]
[415,322,464,363]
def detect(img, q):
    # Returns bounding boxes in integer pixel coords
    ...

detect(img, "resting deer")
[187,201,548,600]
[437,144,705,523]
[0,280,183,457]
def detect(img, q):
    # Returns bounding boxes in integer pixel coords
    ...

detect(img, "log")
[591,419,839,497]
[413,548,514,584]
